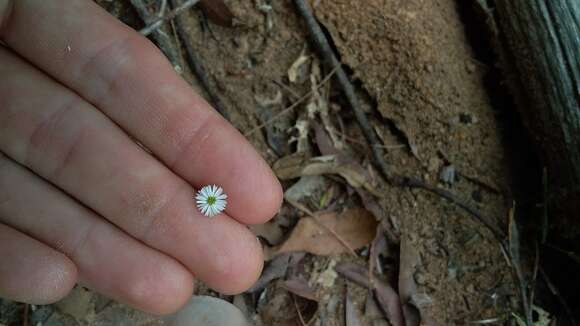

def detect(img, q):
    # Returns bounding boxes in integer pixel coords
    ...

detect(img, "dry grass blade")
[293,295,308,326]
[346,287,363,326]
[335,263,405,326]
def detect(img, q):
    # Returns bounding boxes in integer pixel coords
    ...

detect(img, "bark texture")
[494,0,580,234]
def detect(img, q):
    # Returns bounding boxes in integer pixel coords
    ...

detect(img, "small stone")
[466,62,476,74]
[55,286,93,321]
[466,284,476,293]
[414,271,427,285]
[472,190,483,203]
[30,305,54,325]
[317,260,338,288]
[428,157,442,173]
[439,165,456,184]
[459,113,478,124]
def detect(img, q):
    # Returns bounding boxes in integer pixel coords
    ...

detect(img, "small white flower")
[195,185,227,217]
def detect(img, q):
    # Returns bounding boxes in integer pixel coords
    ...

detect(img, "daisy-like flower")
[195,185,228,217]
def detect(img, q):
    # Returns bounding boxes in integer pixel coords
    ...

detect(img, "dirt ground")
[3,0,562,325]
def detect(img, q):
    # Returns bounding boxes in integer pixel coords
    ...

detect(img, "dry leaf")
[199,0,234,27]
[273,154,382,196]
[266,208,377,259]
[335,263,405,326]
[250,222,284,245]
[284,175,330,208]
[247,254,291,293]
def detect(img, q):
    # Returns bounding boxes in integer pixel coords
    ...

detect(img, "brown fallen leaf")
[273,154,382,196]
[199,0,234,27]
[265,208,377,260]
[247,254,291,293]
[249,221,285,245]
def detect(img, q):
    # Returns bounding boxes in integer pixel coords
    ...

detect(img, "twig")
[130,0,182,69]
[169,0,229,119]
[245,65,340,137]
[286,199,358,257]
[140,0,200,36]
[272,79,301,100]
[539,267,577,326]
[402,176,507,243]
[22,303,29,326]
[293,0,392,180]
[293,294,308,326]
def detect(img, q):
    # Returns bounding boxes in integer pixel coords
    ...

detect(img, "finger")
[0,223,77,304]
[0,0,282,224]
[0,153,193,315]
[0,47,263,294]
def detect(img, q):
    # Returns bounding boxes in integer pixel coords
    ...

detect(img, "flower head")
[195,185,227,217]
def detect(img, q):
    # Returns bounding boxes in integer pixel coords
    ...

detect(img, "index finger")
[0,0,282,224]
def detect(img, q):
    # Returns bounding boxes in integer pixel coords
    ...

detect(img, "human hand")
[0,0,282,315]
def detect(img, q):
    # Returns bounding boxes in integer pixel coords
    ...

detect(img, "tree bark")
[492,0,580,235]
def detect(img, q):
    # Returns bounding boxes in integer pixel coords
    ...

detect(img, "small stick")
[170,0,229,119]
[272,79,301,100]
[22,303,29,326]
[539,267,577,326]
[130,0,181,68]
[293,294,308,326]
[402,176,506,242]
[140,0,200,36]
[158,0,168,17]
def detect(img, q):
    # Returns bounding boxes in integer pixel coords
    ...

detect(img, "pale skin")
[0,0,283,315]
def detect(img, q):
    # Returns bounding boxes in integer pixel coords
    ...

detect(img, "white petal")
[207,206,216,217]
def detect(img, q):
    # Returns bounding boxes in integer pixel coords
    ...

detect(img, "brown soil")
[2,0,529,325]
